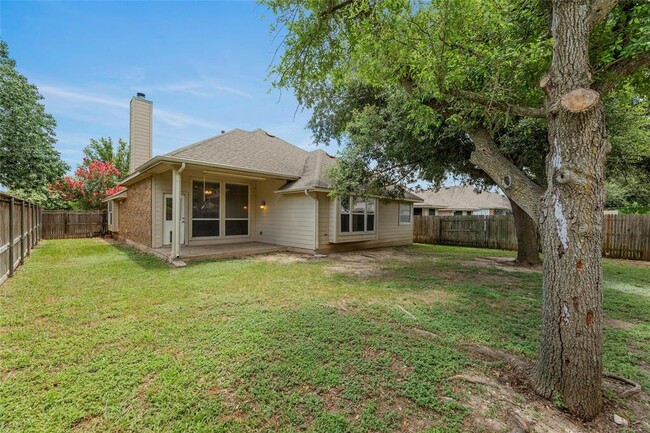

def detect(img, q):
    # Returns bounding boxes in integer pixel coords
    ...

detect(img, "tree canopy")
[81,137,130,179]
[0,40,68,191]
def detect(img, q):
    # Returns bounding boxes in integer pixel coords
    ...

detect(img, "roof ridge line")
[165,128,244,156]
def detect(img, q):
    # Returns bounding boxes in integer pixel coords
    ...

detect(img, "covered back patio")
[152,241,287,264]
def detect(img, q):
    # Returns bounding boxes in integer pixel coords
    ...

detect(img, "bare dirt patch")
[323,299,357,313]
[71,414,103,432]
[324,247,433,278]
[470,257,542,274]
[136,372,157,407]
[255,252,314,264]
[455,344,650,433]
[604,317,636,329]
[455,370,650,433]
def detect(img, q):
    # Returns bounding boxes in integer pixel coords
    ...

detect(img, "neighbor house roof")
[414,186,511,211]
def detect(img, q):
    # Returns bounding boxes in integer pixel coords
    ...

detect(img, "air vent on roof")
[265,132,275,138]
[221,130,225,134]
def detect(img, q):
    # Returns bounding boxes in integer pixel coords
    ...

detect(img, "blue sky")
[1,1,326,170]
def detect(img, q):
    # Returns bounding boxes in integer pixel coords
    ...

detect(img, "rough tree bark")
[467,128,543,266]
[509,198,541,265]
[533,0,609,420]
[467,128,544,220]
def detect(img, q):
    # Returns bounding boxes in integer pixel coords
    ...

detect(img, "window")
[340,196,375,233]
[399,203,411,224]
[107,201,113,226]
[428,208,436,216]
[413,208,422,216]
[225,183,249,236]
[192,181,220,237]
[454,210,463,216]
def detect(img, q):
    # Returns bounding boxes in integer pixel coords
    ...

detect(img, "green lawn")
[1,239,648,432]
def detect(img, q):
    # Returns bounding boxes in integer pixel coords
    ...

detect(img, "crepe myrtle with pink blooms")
[49,159,125,210]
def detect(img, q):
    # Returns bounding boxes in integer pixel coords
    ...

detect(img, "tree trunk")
[509,198,541,265]
[533,0,609,420]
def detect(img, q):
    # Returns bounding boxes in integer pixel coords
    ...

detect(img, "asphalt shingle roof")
[162,128,421,201]
[414,186,511,211]
[165,129,310,177]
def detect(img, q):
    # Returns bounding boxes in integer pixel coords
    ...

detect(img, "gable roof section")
[276,149,336,192]
[415,186,511,211]
[165,129,310,178]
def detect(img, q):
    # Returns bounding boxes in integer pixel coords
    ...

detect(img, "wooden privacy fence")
[414,214,650,261]
[414,215,518,251]
[0,192,42,285]
[42,210,106,239]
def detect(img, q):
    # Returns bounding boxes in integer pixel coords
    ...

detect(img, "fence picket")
[414,215,650,261]
[41,210,106,239]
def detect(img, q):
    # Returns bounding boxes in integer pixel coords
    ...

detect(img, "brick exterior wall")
[118,178,152,248]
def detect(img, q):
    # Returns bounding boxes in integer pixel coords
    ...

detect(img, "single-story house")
[105,93,422,261]
[413,186,511,216]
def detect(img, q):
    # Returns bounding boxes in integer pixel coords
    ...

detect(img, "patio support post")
[171,163,186,260]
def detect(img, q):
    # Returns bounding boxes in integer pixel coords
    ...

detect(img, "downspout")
[171,163,186,260]
[305,189,319,251]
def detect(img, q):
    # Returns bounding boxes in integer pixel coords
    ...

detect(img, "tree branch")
[320,0,356,17]
[593,51,650,95]
[467,128,544,221]
[589,0,619,28]
[444,89,546,118]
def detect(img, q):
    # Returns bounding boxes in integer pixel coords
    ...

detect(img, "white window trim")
[399,202,412,225]
[338,196,377,235]
[189,178,251,240]
[107,200,113,226]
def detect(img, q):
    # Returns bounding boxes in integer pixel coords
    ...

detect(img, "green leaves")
[0,40,69,192]
[82,137,130,179]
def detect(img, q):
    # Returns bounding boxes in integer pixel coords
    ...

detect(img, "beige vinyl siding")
[253,179,316,250]
[129,98,152,172]
[323,198,413,250]
[317,193,329,249]
[372,200,413,245]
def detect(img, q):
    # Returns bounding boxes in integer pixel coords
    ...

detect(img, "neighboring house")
[413,186,511,216]
[105,93,422,261]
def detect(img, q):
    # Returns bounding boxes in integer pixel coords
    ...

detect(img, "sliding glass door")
[191,180,249,239]
[225,183,249,236]
[192,181,220,237]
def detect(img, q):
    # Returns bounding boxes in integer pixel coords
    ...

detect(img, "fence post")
[30,203,34,248]
[36,206,40,244]
[20,201,25,264]
[8,197,15,277]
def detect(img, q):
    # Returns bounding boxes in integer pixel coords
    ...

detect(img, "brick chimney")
[129,92,152,173]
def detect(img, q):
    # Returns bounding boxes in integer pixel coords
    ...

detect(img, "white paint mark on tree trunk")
[552,137,562,169]
[552,191,569,250]
[562,302,570,324]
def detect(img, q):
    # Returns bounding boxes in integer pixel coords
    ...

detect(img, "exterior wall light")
[260,201,266,210]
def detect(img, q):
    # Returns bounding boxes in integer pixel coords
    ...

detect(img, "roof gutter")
[121,155,301,186]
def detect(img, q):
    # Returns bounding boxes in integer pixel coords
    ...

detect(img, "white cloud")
[139,78,253,99]
[38,84,218,130]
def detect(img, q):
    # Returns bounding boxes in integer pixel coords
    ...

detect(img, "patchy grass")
[1,239,649,432]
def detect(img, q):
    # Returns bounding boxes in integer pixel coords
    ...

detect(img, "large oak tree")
[264,0,650,419]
